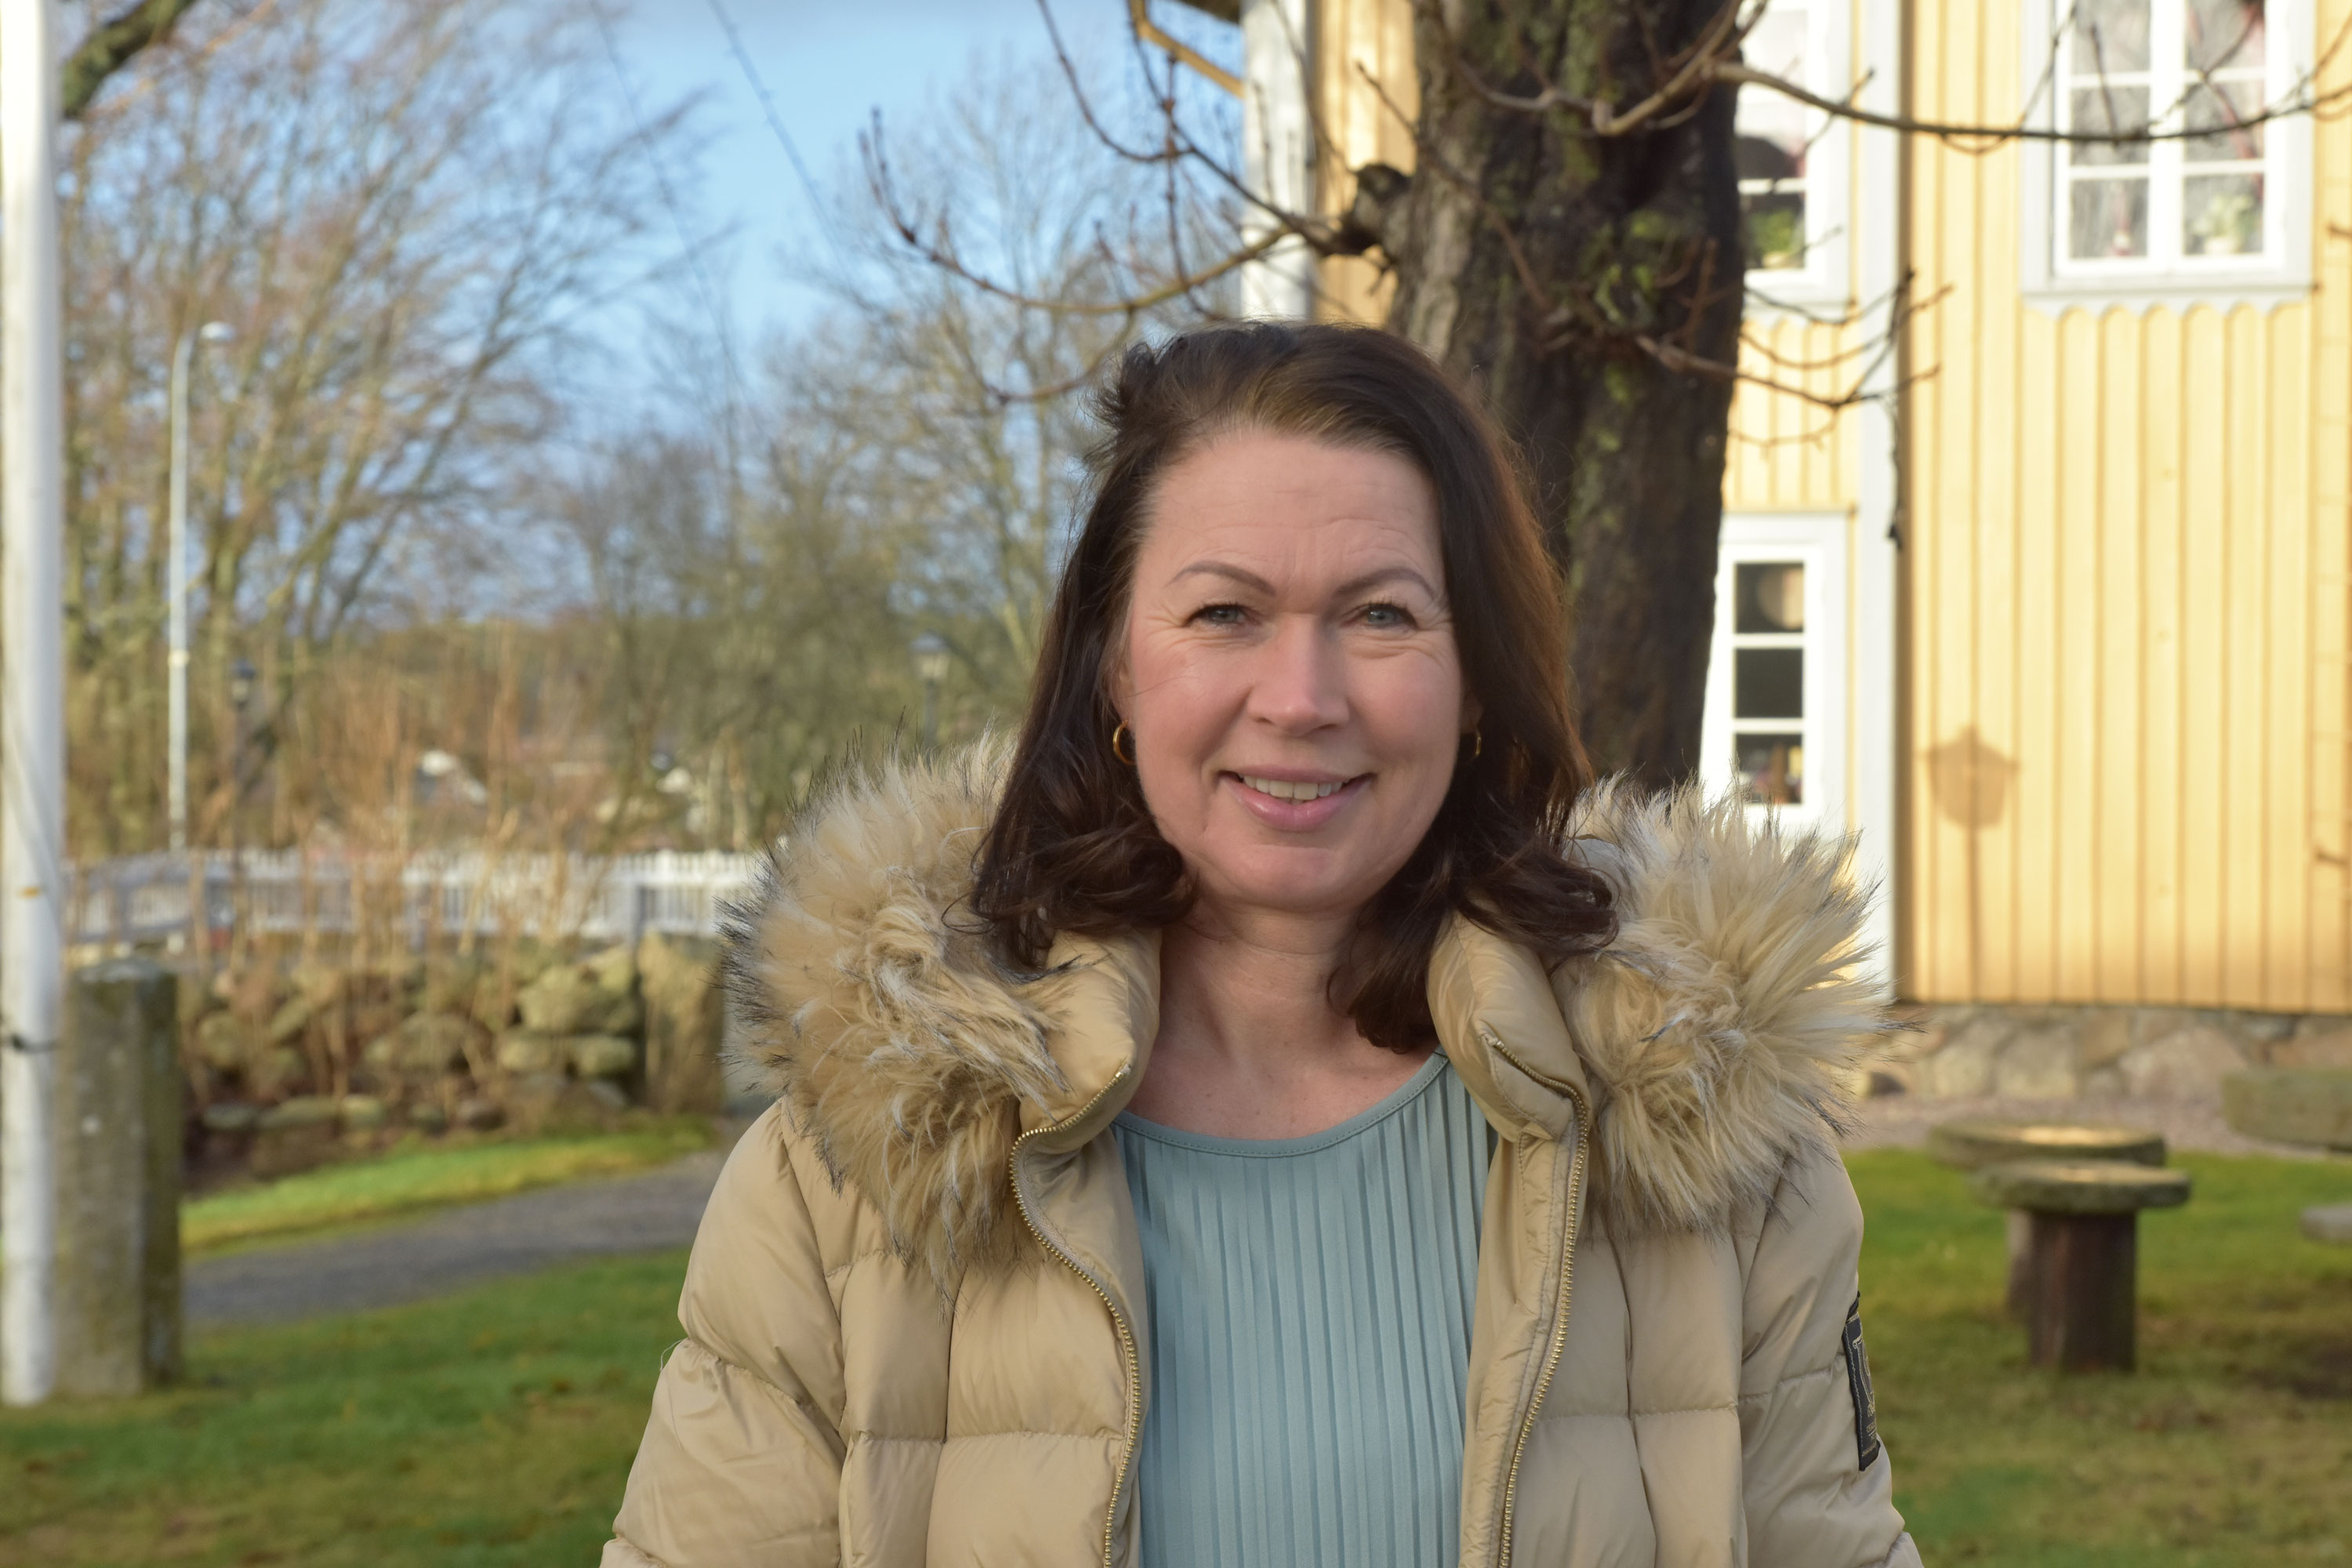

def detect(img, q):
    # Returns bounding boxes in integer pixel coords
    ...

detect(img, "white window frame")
[2021,0,2314,312]
[1738,0,1854,311]
[1702,514,1849,833]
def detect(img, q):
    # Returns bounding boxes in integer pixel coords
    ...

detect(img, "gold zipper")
[1482,1027,1592,1568]
[1007,1066,1142,1568]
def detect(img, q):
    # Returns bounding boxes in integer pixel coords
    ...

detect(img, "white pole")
[1237,0,1316,321]
[1850,0,1906,1000]
[2,0,70,1408]
[168,329,192,855]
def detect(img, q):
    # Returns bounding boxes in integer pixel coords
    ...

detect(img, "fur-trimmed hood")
[723,743,1892,1288]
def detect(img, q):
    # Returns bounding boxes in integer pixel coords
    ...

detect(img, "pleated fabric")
[1111,1051,1490,1568]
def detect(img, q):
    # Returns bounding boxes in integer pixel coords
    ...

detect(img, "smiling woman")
[602,325,1922,1568]
[975,326,1612,1058]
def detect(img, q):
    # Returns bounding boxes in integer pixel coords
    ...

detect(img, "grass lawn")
[1857,1148,2352,1566]
[183,1118,718,1258]
[0,1145,2342,1564]
[0,1249,688,1567]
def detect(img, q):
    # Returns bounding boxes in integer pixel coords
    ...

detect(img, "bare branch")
[1425,0,2352,155]
[1035,0,1191,166]
[1719,58,2352,151]
[902,0,2052,425]
[62,0,208,118]
[72,0,286,124]
[1415,0,1758,129]
[1127,0,1242,97]
[860,112,1289,318]
[1659,272,1943,416]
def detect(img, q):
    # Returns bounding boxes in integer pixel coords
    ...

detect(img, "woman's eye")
[1361,601,1416,629]
[1191,602,1247,627]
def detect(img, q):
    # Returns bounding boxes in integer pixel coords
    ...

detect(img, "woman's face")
[1112,429,1475,930]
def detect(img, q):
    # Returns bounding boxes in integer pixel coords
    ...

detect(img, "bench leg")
[2024,1211,2138,1371]
[2005,1209,2033,1319]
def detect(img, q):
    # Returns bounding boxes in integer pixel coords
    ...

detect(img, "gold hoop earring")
[1467,727,1483,761]
[1111,722,1134,765]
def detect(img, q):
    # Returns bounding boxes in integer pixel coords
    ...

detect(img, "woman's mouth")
[1224,771,1369,828]
[1235,774,1352,802]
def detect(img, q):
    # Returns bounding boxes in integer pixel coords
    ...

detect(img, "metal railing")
[67,848,767,950]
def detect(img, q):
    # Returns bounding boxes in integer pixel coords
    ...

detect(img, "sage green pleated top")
[1111,1051,1493,1568]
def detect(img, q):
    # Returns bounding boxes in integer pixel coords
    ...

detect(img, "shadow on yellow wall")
[1925,728,2019,996]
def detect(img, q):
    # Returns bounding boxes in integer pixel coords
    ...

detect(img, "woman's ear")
[1461,688,1483,733]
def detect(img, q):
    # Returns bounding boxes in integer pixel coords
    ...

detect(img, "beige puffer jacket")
[604,748,1924,1568]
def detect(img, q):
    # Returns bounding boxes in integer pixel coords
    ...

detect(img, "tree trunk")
[1384,0,1744,789]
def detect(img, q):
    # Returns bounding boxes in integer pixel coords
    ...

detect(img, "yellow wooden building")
[1191,0,2352,1090]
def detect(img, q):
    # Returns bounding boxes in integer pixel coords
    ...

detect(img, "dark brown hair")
[970,322,1613,1047]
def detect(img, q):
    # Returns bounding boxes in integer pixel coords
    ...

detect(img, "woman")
[604,323,1920,1568]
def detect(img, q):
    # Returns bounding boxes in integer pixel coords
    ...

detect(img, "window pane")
[2184,172,2264,254]
[1735,648,1804,719]
[1742,190,1806,270]
[2069,176,2150,257]
[1737,735,1805,807]
[1735,135,1803,182]
[2071,0,2152,73]
[1736,562,1806,633]
[2068,87,2151,165]
[2186,0,2265,70]
[1733,3,1809,274]
[1741,9,1808,84]
[2185,81,2264,162]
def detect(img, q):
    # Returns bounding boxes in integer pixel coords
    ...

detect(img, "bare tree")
[870,0,2343,788]
[1375,0,1744,786]
[553,53,1232,842]
[59,0,685,855]
[849,61,1231,694]
[557,405,916,848]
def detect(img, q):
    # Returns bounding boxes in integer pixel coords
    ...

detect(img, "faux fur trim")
[723,746,1893,1284]
[720,740,1062,1292]
[1559,780,1893,1233]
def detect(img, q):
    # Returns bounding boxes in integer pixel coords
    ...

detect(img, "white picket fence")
[68,848,767,949]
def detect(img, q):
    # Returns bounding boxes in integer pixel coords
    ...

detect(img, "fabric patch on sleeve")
[1842,1294,1882,1471]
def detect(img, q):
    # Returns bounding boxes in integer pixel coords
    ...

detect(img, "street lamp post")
[167,320,234,857]
[909,633,950,750]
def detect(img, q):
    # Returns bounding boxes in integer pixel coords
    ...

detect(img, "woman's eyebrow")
[1334,565,1440,601]
[1169,561,1441,600]
[1170,561,1274,593]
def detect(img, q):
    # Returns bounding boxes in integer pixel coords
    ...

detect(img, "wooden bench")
[1926,1120,2166,1316]
[1968,1162,2192,1371]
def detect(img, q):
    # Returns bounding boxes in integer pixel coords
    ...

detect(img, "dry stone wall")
[1880,1002,2352,1104]
[180,931,728,1179]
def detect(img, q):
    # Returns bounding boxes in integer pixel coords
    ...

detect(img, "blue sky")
[602,0,1236,355]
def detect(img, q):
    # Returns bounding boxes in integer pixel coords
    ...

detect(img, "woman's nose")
[1247,617,1348,733]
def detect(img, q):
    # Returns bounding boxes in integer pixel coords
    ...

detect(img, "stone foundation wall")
[1879,1002,2352,1102]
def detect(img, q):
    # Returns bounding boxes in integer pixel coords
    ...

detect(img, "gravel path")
[1842,1094,2336,1160]
[186,1150,725,1327]
[185,1098,2337,1328]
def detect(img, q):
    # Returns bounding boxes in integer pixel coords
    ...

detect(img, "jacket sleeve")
[604,1108,850,1566]
[1735,1142,1923,1568]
